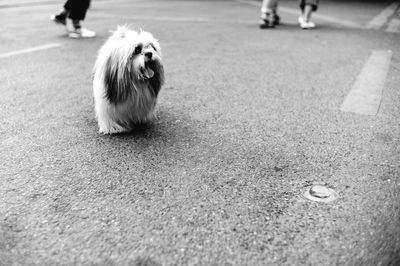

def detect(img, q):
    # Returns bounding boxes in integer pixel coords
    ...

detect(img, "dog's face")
[127,31,162,81]
[100,26,164,103]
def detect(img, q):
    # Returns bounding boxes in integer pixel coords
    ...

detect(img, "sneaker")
[259,13,274,29]
[298,16,315,29]
[272,14,280,26]
[68,27,96,38]
[50,14,66,26]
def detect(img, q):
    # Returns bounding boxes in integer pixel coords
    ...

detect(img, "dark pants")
[299,0,319,12]
[64,0,91,20]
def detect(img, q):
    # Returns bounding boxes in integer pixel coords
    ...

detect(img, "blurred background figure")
[259,0,280,29]
[51,0,96,38]
[298,0,319,29]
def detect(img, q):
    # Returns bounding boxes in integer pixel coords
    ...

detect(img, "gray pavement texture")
[1,0,400,265]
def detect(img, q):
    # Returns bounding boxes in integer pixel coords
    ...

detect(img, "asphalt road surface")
[1,0,400,265]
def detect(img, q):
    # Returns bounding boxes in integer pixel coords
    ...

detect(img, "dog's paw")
[98,124,129,135]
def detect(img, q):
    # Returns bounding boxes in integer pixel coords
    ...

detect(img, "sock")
[72,20,81,30]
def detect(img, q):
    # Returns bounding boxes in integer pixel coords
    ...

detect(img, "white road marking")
[366,1,400,30]
[385,18,400,33]
[340,50,392,116]
[0,1,57,9]
[0,43,62,59]
[234,0,363,28]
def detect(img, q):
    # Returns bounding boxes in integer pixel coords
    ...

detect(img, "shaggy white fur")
[93,26,164,134]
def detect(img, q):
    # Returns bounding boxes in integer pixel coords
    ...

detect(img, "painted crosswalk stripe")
[0,43,62,59]
[340,50,392,115]
[366,1,400,30]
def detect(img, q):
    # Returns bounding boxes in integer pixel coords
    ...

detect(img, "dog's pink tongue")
[143,67,154,79]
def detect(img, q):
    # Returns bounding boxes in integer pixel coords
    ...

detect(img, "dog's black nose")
[145,52,152,60]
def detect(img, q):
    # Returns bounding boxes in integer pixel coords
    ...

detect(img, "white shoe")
[298,16,305,24]
[298,16,315,29]
[69,27,96,38]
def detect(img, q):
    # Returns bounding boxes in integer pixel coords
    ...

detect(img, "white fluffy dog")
[93,26,164,134]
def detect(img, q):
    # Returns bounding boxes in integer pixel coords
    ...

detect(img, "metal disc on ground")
[303,185,339,203]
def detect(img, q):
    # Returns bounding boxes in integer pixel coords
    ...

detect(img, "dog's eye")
[134,44,142,55]
[149,44,157,51]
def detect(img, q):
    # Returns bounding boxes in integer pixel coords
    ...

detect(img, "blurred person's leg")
[50,0,72,26]
[299,0,319,29]
[67,0,91,24]
[67,0,96,38]
[260,0,279,28]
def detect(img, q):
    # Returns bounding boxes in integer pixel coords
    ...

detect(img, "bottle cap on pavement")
[303,185,339,203]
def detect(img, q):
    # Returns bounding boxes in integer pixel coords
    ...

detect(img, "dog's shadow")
[112,122,156,138]
[96,108,196,149]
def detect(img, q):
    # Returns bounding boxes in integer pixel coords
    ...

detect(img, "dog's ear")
[104,56,129,103]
